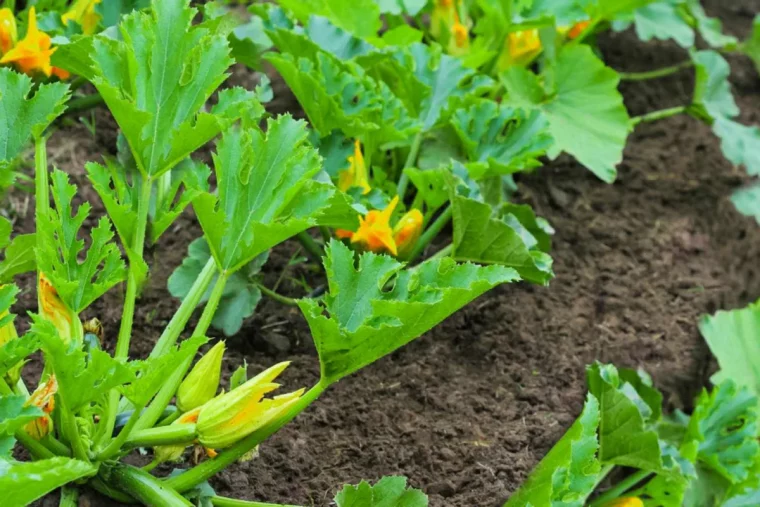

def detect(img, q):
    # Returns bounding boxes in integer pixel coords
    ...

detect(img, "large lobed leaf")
[501,45,630,183]
[0,458,96,506]
[0,68,69,167]
[194,117,354,272]
[299,240,519,384]
[36,170,127,313]
[731,183,760,225]
[54,0,263,177]
[0,395,44,436]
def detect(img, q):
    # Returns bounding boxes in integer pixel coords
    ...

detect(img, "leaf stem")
[407,205,452,263]
[257,283,299,307]
[60,397,90,462]
[59,486,79,507]
[166,381,327,493]
[194,270,229,338]
[97,402,148,460]
[211,497,302,507]
[35,136,49,232]
[102,462,193,507]
[631,106,688,126]
[396,133,423,199]
[150,257,218,359]
[65,93,105,116]
[619,60,693,81]
[295,231,324,264]
[124,423,197,448]
[589,469,653,507]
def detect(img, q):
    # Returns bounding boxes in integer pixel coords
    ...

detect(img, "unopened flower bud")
[24,375,57,440]
[38,274,82,344]
[177,341,225,413]
[392,209,424,259]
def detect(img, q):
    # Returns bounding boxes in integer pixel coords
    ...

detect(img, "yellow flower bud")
[602,498,644,507]
[38,273,83,344]
[0,8,17,55]
[196,362,304,450]
[177,341,225,413]
[0,303,22,385]
[392,209,424,258]
[24,375,57,440]
[338,140,371,195]
[61,0,102,36]
[497,29,542,71]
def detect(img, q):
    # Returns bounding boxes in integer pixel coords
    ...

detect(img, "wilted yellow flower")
[196,361,304,450]
[338,140,371,195]
[351,196,399,256]
[0,9,17,55]
[392,209,424,258]
[61,0,101,35]
[0,8,57,77]
[0,302,22,384]
[38,273,82,344]
[177,341,225,413]
[602,498,644,507]
[24,375,57,440]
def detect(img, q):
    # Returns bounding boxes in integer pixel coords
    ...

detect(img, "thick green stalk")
[59,486,79,507]
[60,398,90,462]
[619,61,693,81]
[589,469,652,507]
[407,205,452,263]
[212,497,302,507]
[97,403,147,460]
[295,231,324,264]
[35,137,49,231]
[65,93,105,115]
[150,257,217,359]
[102,462,193,507]
[88,478,136,504]
[166,382,327,493]
[631,106,687,126]
[396,133,423,198]
[124,423,196,448]
[194,271,230,338]
[115,177,153,360]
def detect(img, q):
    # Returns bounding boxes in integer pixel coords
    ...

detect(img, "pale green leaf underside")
[299,240,519,383]
[731,183,760,225]
[0,458,96,506]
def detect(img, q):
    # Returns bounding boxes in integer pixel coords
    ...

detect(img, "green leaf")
[266,31,421,148]
[229,361,248,391]
[587,362,663,471]
[37,170,127,313]
[278,0,382,38]
[0,232,36,284]
[374,0,427,15]
[731,183,760,225]
[168,238,267,336]
[692,51,738,120]
[0,395,43,436]
[95,0,151,28]
[194,118,341,272]
[501,45,630,183]
[335,476,428,506]
[405,168,450,212]
[0,332,40,379]
[632,2,695,48]
[121,336,207,407]
[743,15,760,77]
[55,0,263,177]
[33,316,134,412]
[506,394,601,507]
[150,158,211,244]
[712,119,760,177]
[0,68,70,167]
[448,185,554,285]
[685,0,737,49]
[699,301,760,403]
[0,458,96,506]
[450,98,552,178]
[686,381,759,484]
[299,240,519,383]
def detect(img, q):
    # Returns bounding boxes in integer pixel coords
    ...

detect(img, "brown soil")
[24,1,760,505]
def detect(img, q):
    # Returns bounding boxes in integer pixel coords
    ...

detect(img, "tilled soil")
[24,1,760,505]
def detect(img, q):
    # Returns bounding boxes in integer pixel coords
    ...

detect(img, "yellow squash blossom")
[602,498,644,507]
[430,0,456,39]
[567,20,591,40]
[177,341,225,413]
[508,29,542,63]
[24,375,57,440]
[0,8,68,78]
[392,209,424,258]
[61,0,101,36]
[351,196,400,256]
[196,361,304,450]
[338,140,371,195]
[0,8,17,55]
[448,12,470,56]
[154,407,202,463]
[39,273,83,344]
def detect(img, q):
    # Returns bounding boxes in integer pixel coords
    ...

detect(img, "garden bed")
[25,1,760,505]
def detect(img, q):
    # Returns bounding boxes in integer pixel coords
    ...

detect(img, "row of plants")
[0,0,757,505]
